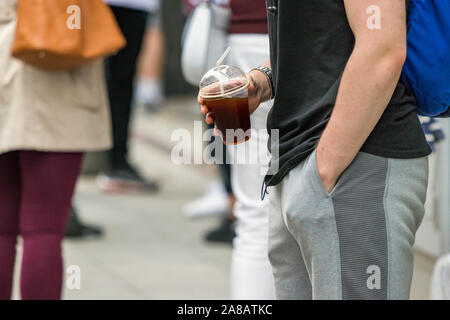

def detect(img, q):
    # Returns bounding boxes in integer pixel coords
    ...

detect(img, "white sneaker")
[134,78,164,113]
[182,181,230,219]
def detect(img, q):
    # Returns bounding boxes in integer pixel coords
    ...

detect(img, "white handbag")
[181,1,231,86]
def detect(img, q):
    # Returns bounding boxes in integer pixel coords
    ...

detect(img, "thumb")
[246,74,257,94]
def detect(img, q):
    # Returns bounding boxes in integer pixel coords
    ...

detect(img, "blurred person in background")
[194,0,275,298]
[135,3,165,113]
[97,0,161,193]
[0,0,111,299]
[201,140,236,244]
[67,0,164,240]
[182,0,237,245]
[65,205,103,238]
[225,0,275,299]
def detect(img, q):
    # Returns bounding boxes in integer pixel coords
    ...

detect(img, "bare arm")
[248,58,272,105]
[317,0,408,192]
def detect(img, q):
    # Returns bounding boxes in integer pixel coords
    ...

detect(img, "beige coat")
[0,0,112,155]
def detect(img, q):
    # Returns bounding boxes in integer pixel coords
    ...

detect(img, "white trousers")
[227,34,275,300]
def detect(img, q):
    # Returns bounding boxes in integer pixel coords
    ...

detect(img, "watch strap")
[251,66,275,100]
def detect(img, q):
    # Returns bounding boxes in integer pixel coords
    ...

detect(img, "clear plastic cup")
[199,65,251,145]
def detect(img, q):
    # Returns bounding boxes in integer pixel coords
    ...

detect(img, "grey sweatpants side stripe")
[383,157,428,299]
[331,153,389,300]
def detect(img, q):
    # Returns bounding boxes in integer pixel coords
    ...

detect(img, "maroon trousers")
[0,151,83,300]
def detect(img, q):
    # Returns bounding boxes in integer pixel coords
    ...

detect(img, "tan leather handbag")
[11,0,126,71]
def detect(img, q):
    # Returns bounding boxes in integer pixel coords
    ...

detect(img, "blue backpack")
[401,0,450,117]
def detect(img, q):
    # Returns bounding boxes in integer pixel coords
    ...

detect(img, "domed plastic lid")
[199,65,249,99]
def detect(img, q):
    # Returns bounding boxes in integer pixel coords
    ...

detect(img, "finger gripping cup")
[199,65,251,145]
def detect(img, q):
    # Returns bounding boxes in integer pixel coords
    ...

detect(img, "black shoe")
[96,161,159,193]
[204,217,236,245]
[65,206,104,238]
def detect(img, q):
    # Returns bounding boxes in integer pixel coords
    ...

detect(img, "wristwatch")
[251,66,275,100]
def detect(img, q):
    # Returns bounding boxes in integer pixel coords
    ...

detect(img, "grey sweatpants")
[268,150,428,300]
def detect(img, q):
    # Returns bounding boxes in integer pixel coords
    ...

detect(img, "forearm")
[317,47,405,180]
[249,58,273,104]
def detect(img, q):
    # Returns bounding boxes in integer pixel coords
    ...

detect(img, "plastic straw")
[216,47,231,67]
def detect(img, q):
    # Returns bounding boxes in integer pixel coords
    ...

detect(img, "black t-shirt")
[264,0,431,187]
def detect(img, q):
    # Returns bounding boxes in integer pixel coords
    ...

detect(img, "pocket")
[70,62,103,111]
[28,61,102,112]
[310,149,341,197]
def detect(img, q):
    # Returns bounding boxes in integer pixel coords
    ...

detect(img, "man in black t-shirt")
[200,0,430,299]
